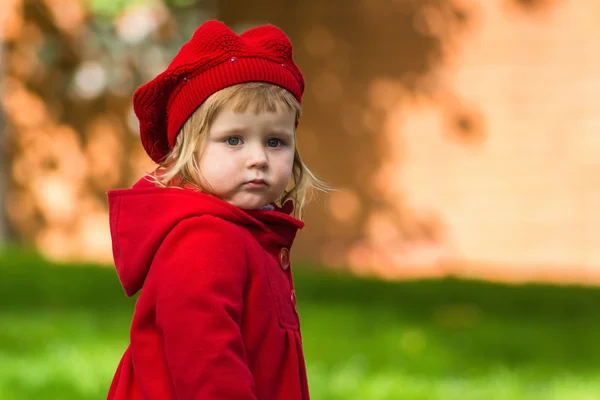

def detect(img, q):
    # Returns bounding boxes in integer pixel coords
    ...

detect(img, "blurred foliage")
[86,0,203,18]
[85,0,144,18]
[2,0,218,262]
[3,0,590,283]
[2,0,478,269]
[2,248,600,399]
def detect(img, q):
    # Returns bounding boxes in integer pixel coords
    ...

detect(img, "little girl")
[106,20,325,400]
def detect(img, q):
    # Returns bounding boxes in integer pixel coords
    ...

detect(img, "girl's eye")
[267,138,283,148]
[226,136,241,146]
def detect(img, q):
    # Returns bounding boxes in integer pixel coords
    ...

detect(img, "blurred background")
[2,0,600,399]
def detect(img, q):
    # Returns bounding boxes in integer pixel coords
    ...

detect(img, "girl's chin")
[225,194,274,210]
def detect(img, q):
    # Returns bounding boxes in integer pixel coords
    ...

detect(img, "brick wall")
[5,0,600,284]
[290,1,600,284]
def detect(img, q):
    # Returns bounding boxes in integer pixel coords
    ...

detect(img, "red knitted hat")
[133,20,305,163]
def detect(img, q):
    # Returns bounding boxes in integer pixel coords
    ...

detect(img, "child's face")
[198,107,296,209]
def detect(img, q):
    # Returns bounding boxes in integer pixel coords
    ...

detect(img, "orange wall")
[4,0,600,284]
[286,1,600,284]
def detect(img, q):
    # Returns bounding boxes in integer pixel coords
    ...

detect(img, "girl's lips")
[244,179,267,188]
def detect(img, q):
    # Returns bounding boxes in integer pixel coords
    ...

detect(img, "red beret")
[132,20,305,163]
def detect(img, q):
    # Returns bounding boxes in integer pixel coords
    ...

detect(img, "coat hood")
[107,176,304,297]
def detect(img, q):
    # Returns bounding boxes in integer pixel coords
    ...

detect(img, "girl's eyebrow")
[210,126,294,138]
[269,130,294,138]
[211,127,248,136]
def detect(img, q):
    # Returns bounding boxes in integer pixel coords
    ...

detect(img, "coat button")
[279,247,290,270]
[291,290,298,314]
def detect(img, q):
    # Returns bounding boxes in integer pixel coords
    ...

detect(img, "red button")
[279,248,290,270]
[291,290,298,313]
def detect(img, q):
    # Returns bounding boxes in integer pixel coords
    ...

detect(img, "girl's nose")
[248,145,268,168]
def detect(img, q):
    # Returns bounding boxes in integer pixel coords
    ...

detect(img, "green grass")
[2,247,600,399]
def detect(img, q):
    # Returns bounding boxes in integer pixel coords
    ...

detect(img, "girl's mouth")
[244,179,267,188]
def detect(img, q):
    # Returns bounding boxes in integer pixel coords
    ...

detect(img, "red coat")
[106,177,309,400]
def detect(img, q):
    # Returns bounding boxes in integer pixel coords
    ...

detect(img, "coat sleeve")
[153,215,258,400]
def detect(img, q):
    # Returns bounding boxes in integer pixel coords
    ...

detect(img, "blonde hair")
[149,82,329,218]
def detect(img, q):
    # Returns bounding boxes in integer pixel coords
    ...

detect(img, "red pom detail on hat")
[133,20,305,163]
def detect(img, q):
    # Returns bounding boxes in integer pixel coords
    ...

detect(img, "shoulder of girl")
[152,216,249,296]
[167,215,249,248]
[152,215,249,278]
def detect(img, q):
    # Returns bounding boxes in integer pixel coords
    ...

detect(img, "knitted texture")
[132,20,305,163]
